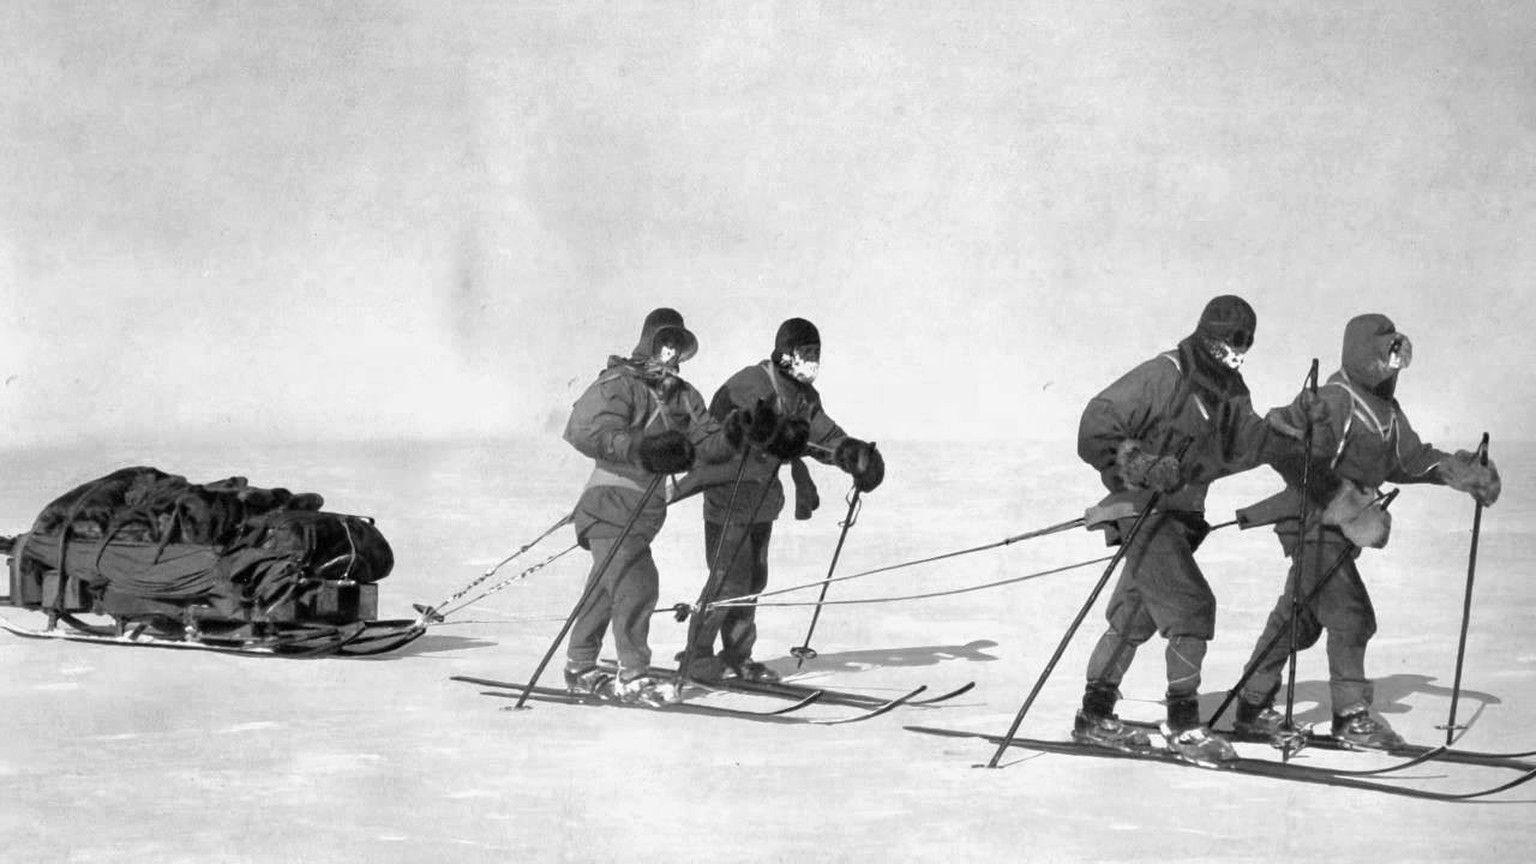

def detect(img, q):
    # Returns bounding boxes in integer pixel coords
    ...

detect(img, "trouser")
[1238,527,1376,714]
[566,534,659,676]
[1083,512,1214,726]
[687,520,773,665]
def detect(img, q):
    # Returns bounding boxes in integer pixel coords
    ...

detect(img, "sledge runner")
[676,317,884,683]
[1229,313,1500,750]
[560,308,741,706]
[1073,296,1319,764]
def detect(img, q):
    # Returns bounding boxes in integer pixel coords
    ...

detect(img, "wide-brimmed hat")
[632,307,698,362]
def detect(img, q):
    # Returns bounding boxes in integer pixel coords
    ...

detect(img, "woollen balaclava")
[1178,295,1256,398]
[1194,295,1257,352]
[772,317,821,383]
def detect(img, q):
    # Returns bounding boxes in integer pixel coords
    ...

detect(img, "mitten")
[743,398,783,448]
[1322,481,1391,548]
[853,445,884,493]
[1264,390,1330,441]
[790,458,820,520]
[1116,439,1183,493]
[765,417,811,459]
[835,438,884,493]
[723,409,748,451]
[1439,450,1501,507]
[834,437,870,474]
[1340,504,1392,549]
[1299,388,1331,423]
[634,430,695,474]
[1264,406,1306,440]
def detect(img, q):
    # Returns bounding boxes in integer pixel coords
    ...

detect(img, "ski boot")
[1233,700,1309,756]
[1072,711,1152,751]
[563,665,616,699]
[723,660,782,684]
[1161,724,1237,767]
[674,650,728,682]
[1331,709,1405,751]
[616,674,679,708]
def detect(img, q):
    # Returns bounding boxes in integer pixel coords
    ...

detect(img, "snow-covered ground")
[3,436,1532,863]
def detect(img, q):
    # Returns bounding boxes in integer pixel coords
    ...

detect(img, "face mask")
[1203,338,1246,371]
[781,345,820,384]
[1386,335,1413,372]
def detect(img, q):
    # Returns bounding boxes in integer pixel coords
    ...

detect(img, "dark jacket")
[564,357,734,541]
[1078,339,1275,515]
[681,361,849,525]
[1244,316,1449,534]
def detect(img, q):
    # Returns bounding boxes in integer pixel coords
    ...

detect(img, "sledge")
[1,466,425,657]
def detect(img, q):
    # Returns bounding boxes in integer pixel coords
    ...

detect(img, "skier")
[560,308,744,706]
[677,317,884,683]
[1228,313,1501,749]
[1073,295,1318,764]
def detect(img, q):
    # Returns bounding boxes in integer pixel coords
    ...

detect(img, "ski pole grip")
[1306,358,1319,393]
[1478,432,1490,467]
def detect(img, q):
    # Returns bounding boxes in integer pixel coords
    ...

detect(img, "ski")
[452,674,926,725]
[904,725,1536,802]
[710,676,976,710]
[1123,718,1536,772]
[607,659,975,710]
[470,682,811,724]
[452,674,822,718]
[1282,733,1534,772]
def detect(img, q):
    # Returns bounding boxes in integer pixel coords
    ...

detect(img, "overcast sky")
[2,1,1531,448]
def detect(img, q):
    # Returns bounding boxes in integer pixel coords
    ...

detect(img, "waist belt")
[585,465,647,494]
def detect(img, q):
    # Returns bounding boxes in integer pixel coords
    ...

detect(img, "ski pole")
[674,449,756,685]
[1439,432,1490,744]
[983,439,1192,769]
[510,473,664,710]
[1279,359,1321,757]
[982,492,1164,769]
[1206,488,1401,728]
[790,478,866,667]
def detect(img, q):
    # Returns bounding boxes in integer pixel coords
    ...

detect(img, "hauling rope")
[697,510,1237,614]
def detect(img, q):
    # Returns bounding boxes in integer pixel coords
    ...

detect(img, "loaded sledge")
[1,466,424,657]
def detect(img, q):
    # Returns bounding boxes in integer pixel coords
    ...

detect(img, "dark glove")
[853,445,884,493]
[1438,450,1501,507]
[634,430,695,474]
[764,417,810,459]
[1116,439,1183,494]
[834,438,884,493]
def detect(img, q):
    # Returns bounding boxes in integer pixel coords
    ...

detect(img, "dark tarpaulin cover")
[18,466,392,618]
